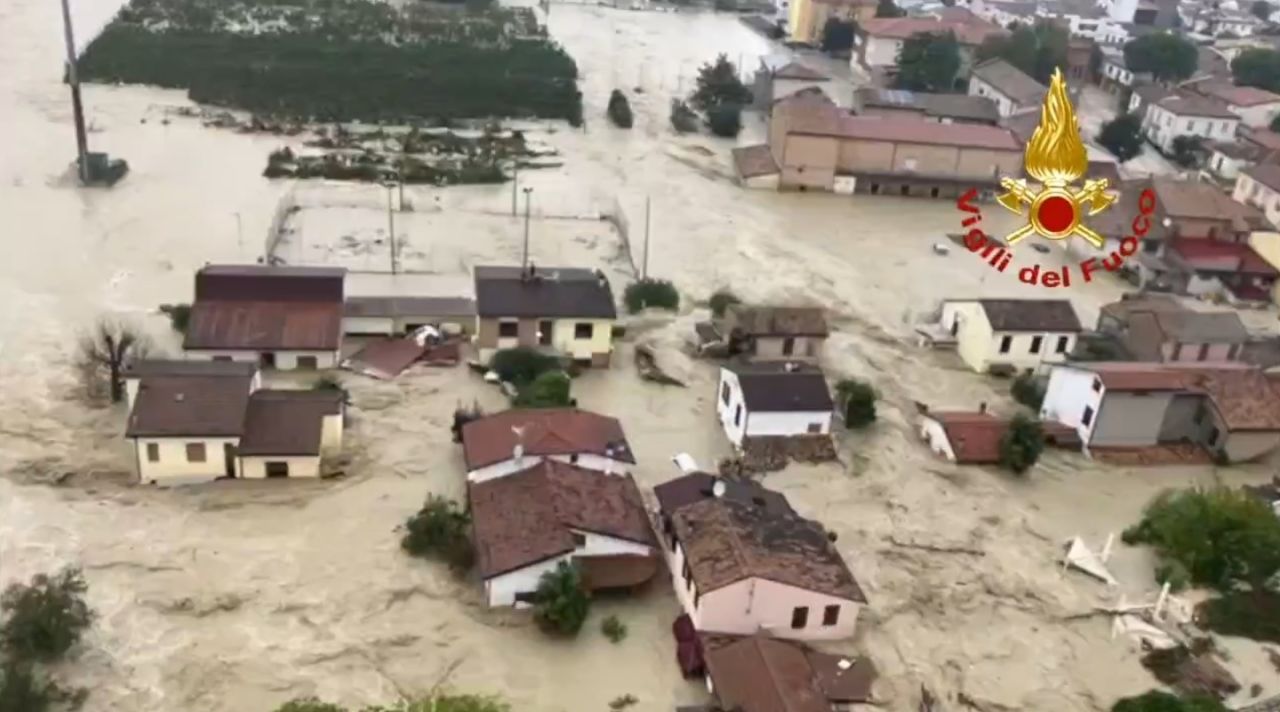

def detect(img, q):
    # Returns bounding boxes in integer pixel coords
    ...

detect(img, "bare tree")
[77,319,150,404]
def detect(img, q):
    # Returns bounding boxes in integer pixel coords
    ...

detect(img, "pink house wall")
[1162,342,1238,362]
[696,577,860,641]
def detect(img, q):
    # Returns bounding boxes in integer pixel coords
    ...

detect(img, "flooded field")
[4,0,1280,710]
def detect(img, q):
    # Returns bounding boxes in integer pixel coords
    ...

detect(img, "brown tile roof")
[1244,128,1280,152]
[806,650,877,703]
[468,460,655,578]
[474,265,617,319]
[731,145,780,179]
[977,299,1083,332]
[859,16,1005,45]
[238,390,342,456]
[1155,94,1238,119]
[727,362,835,413]
[653,473,794,518]
[1245,163,1280,193]
[926,411,1008,464]
[780,92,1020,150]
[971,58,1046,107]
[1151,177,1264,227]
[726,305,829,337]
[195,265,345,303]
[1006,108,1041,144]
[1196,82,1280,107]
[123,359,257,379]
[704,636,830,712]
[460,408,634,470]
[184,301,343,351]
[125,375,253,438]
[772,62,829,81]
[672,497,866,602]
[1079,362,1194,391]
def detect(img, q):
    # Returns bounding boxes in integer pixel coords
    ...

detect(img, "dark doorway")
[260,352,277,369]
[224,444,237,477]
[538,320,553,346]
[782,337,795,356]
[296,355,318,370]
[265,461,290,478]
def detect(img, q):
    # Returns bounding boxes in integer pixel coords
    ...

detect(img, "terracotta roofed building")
[459,408,635,482]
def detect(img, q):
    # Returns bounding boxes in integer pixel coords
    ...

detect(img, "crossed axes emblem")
[995,177,1117,249]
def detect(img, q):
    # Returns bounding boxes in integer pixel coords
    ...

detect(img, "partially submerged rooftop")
[473,264,616,319]
[924,411,1008,464]
[725,304,829,337]
[123,359,257,380]
[726,361,835,413]
[186,263,346,352]
[1064,362,1280,431]
[653,472,794,518]
[704,635,876,712]
[460,408,634,470]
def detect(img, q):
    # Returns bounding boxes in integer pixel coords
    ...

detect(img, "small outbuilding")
[342,296,476,337]
[723,305,829,362]
[459,408,635,483]
[716,362,834,448]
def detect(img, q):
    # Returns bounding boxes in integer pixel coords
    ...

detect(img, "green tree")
[1271,113,1280,133]
[669,99,699,133]
[895,31,961,92]
[1171,135,1203,167]
[876,0,906,17]
[623,279,680,313]
[158,303,191,334]
[974,21,1068,84]
[273,700,350,712]
[514,371,572,408]
[1232,48,1280,93]
[1123,32,1198,82]
[1122,487,1280,591]
[1112,690,1228,712]
[1,568,94,663]
[401,495,475,572]
[0,659,85,712]
[998,414,1044,474]
[1097,113,1144,162]
[1251,0,1273,20]
[690,54,752,112]
[489,347,560,385]
[821,18,857,53]
[533,561,590,636]
[607,90,633,129]
[835,379,877,428]
[705,103,743,137]
[1011,371,1045,409]
[708,288,740,318]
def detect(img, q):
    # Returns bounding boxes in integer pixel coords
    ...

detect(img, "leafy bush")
[821,18,857,53]
[1233,48,1280,93]
[876,0,907,16]
[1122,487,1280,591]
[600,615,627,643]
[1011,371,1045,410]
[1,568,94,663]
[1098,113,1144,163]
[1124,32,1199,82]
[623,279,680,313]
[401,495,475,573]
[708,288,740,318]
[607,90,633,129]
[1111,690,1227,712]
[705,104,743,138]
[690,54,752,112]
[998,414,1044,474]
[533,561,589,636]
[1155,560,1190,592]
[669,99,699,133]
[489,347,560,385]
[514,371,572,408]
[894,31,961,92]
[1272,113,1280,133]
[273,699,350,712]
[0,659,85,712]
[836,379,877,428]
[158,303,191,334]
[1198,589,1280,644]
[1171,135,1203,168]
[609,694,639,710]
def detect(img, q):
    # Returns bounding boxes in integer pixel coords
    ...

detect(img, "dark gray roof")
[474,265,617,319]
[971,59,1046,107]
[978,299,1082,332]
[854,88,1000,123]
[728,362,834,413]
[344,296,476,318]
[653,473,795,517]
[238,390,343,456]
[123,359,257,379]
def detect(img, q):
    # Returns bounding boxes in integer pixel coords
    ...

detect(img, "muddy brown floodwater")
[4,0,1280,710]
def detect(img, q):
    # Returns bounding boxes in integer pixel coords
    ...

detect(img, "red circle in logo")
[1037,195,1075,234]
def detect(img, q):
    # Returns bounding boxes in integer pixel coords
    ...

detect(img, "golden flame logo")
[996,68,1115,248]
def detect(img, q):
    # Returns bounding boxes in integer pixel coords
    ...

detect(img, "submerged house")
[940,299,1083,374]
[473,264,617,367]
[703,634,877,712]
[918,409,1008,464]
[1040,362,1280,462]
[716,362,835,448]
[1097,294,1249,363]
[124,360,344,484]
[723,304,829,362]
[459,408,635,483]
[469,459,658,607]
[342,296,476,337]
[184,265,347,370]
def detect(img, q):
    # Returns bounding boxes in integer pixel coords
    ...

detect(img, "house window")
[212,356,233,362]
[146,443,160,462]
[1030,336,1043,354]
[1208,426,1220,446]
[1188,120,1196,132]
[721,382,731,405]
[1092,377,1102,392]
[999,335,1012,354]
[791,606,809,629]
[1082,405,1095,426]
[734,405,742,426]
[1056,336,1069,354]
[1198,343,1210,361]
[498,321,518,338]
[265,461,289,478]
[514,591,539,605]
[1228,344,1239,360]
[900,185,910,196]
[782,337,796,356]
[682,559,692,587]
[574,322,594,340]
[1172,343,1183,360]
[823,605,840,626]
[807,423,822,433]
[185,443,207,463]
[930,187,940,198]
[571,532,586,547]
[296,355,318,370]
[870,183,881,195]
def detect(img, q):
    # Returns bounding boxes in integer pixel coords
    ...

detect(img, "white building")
[716,362,835,448]
[1099,46,1146,90]
[969,58,1046,117]
[459,408,635,482]
[1142,94,1240,153]
[940,299,1083,374]
[1189,82,1280,128]
[853,15,1005,76]
[1234,164,1280,228]
[469,460,657,607]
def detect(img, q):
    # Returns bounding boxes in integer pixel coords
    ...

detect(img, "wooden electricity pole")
[59,0,91,184]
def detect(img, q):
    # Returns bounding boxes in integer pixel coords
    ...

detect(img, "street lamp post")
[521,187,534,270]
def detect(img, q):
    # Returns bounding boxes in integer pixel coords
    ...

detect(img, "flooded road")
[4,0,1280,709]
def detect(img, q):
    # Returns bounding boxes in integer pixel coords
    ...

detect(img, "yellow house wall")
[240,456,322,479]
[954,303,995,372]
[134,437,239,483]
[551,318,614,360]
[321,413,344,452]
[789,0,816,43]
[1248,231,1280,302]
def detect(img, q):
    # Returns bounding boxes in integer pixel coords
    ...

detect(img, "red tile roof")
[468,460,655,579]
[860,16,1004,45]
[1083,363,1197,391]
[1197,82,1280,107]
[1170,238,1278,277]
[704,636,830,712]
[460,408,634,470]
[926,412,1008,464]
[780,93,1021,150]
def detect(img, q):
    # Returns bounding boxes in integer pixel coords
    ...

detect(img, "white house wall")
[466,454,631,483]
[717,369,749,447]
[1040,366,1104,447]
[984,331,1077,373]
[240,455,322,479]
[342,316,395,335]
[919,417,957,461]
[1231,101,1280,128]
[1224,431,1280,462]
[485,555,572,607]
[942,301,990,373]
[744,411,833,437]
[573,530,653,557]
[969,77,1018,116]
[860,36,901,68]
[185,349,338,371]
[134,436,240,484]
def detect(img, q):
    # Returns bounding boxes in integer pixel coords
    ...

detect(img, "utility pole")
[642,196,652,280]
[59,0,90,184]
[511,161,519,217]
[521,187,534,270]
[385,181,398,275]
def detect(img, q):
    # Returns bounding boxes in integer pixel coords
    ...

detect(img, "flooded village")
[6,0,1280,710]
